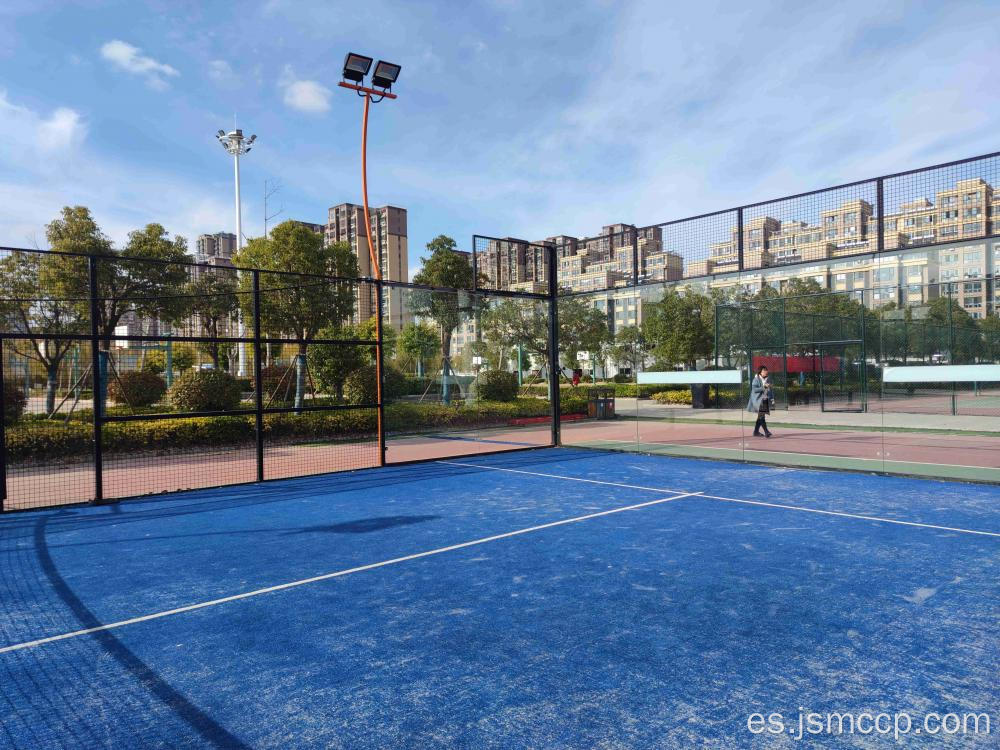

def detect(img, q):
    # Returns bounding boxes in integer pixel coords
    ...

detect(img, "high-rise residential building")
[196,232,237,268]
[289,220,325,235]
[546,223,681,292]
[478,237,550,292]
[325,203,409,329]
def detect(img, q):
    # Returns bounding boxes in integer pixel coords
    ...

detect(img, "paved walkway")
[614,398,1000,432]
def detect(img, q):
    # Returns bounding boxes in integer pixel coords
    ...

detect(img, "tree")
[980,315,1000,364]
[926,296,981,363]
[609,326,649,375]
[0,252,87,415]
[356,316,397,362]
[398,322,439,376]
[235,220,358,409]
[410,235,476,404]
[188,270,239,369]
[479,293,609,396]
[40,208,192,412]
[642,287,714,369]
[308,324,367,401]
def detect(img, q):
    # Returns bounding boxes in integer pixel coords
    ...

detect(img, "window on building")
[964,250,983,262]
[874,268,895,281]
[844,212,857,223]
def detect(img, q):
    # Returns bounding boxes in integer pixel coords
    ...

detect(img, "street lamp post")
[338,53,401,466]
[217,127,256,377]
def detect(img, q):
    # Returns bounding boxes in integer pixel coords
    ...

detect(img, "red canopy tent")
[752,354,840,374]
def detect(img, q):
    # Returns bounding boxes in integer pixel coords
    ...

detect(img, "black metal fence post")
[876,178,885,254]
[736,208,744,272]
[252,270,265,482]
[548,243,561,447]
[88,255,103,502]
[0,338,6,511]
[375,278,387,466]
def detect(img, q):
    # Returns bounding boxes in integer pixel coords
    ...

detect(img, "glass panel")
[386,286,552,462]
[3,338,96,510]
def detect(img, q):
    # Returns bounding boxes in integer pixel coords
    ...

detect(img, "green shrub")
[108,371,167,408]
[3,383,27,423]
[168,370,242,412]
[477,370,519,402]
[140,350,165,375]
[235,377,253,392]
[344,363,407,404]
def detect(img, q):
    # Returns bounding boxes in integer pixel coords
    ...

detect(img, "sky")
[1,0,999,278]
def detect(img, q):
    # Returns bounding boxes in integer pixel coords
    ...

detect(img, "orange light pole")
[338,77,398,466]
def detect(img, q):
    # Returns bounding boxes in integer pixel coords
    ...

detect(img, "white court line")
[697,494,1000,538]
[449,460,1000,539]
[439,460,687,494]
[0,492,699,655]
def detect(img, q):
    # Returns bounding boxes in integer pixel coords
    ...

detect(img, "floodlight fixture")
[371,60,401,90]
[342,52,373,83]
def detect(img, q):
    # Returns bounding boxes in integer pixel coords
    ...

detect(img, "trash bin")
[587,387,616,419]
[691,383,710,409]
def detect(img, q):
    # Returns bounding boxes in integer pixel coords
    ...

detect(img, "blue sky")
[1,0,999,277]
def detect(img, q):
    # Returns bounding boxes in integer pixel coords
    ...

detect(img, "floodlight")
[247,134,257,145]
[372,60,401,89]
[217,129,225,138]
[342,53,373,82]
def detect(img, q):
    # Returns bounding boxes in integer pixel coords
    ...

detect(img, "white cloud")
[207,59,238,87]
[37,107,86,151]
[0,91,242,250]
[100,40,179,90]
[279,66,331,113]
[0,91,86,155]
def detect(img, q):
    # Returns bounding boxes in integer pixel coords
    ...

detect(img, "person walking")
[747,365,774,438]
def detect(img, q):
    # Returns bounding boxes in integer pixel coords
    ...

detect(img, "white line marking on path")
[448,460,1000,539]
[0,492,699,655]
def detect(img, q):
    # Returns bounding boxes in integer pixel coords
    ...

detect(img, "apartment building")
[547,224,682,290]
[195,232,237,268]
[325,203,409,329]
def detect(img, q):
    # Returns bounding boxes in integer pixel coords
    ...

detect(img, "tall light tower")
[338,53,401,465]
[217,127,256,376]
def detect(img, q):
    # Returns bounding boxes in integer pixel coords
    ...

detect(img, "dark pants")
[754,413,768,434]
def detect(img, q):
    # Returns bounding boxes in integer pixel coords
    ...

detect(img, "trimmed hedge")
[108,371,167,408]
[477,370,519,402]
[169,370,242,412]
[6,397,590,462]
[652,390,693,405]
[520,382,679,399]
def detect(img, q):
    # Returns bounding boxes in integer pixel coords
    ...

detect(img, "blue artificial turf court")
[1,447,998,748]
